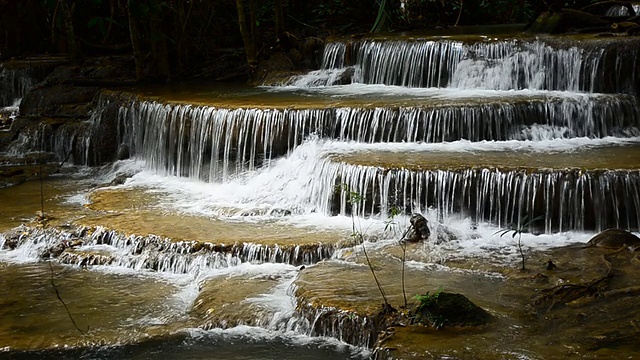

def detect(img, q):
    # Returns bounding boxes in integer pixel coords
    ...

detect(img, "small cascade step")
[2,225,337,274]
[111,90,639,181]
[319,144,640,232]
[294,255,505,349]
[193,271,295,330]
[0,59,60,107]
[316,36,640,93]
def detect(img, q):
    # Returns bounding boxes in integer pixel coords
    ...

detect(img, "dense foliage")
[0,0,603,80]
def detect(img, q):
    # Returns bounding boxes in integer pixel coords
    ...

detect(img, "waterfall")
[2,226,335,273]
[114,94,639,183]
[5,93,114,165]
[316,37,640,93]
[317,162,640,232]
[605,4,640,16]
[0,65,40,107]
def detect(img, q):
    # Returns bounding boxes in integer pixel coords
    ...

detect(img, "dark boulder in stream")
[408,213,430,242]
[587,228,640,249]
[411,292,492,328]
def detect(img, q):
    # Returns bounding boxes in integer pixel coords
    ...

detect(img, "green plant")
[413,288,446,328]
[414,287,442,304]
[370,0,388,32]
[494,215,544,270]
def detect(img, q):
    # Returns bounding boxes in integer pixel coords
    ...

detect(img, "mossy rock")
[587,228,640,249]
[411,292,491,328]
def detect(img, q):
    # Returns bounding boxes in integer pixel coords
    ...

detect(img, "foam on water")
[121,136,640,223]
[268,83,621,100]
[305,37,639,93]
[196,262,298,283]
[114,138,623,262]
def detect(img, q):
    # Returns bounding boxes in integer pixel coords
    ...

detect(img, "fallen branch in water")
[49,261,86,335]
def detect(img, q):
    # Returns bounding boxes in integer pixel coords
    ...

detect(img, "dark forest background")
[0,0,601,81]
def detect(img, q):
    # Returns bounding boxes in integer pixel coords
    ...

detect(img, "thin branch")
[49,261,86,335]
[352,212,389,307]
[455,0,463,27]
[54,150,73,174]
[286,14,318,30]
[398,227,410,308]
[39,126,45,215]
[360,233,389,307]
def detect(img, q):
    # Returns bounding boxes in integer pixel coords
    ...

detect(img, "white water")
[3,33,640,356]
[295,37,639,93]
[107,134,638,256]
[605,3,640,16]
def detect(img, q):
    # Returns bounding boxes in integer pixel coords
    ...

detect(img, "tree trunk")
[127,0,144,81]
[235,0,257,67]
[60,0,79,60]
[274,0,284,36]
[249,0,258,51]
[148,2,170,79]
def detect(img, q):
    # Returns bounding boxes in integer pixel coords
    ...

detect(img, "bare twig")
[455,0,463,27]
[399,227,410,308]
[49,261,86,335]
[359,232,389,307]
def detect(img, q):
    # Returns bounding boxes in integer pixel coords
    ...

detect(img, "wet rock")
[117,144,130,160]
[20,84,99,117]
[0,162,59,187]
[332,66,355,85]
[611,21,640,33]
[43,243,66,258]
[269,208,292,216]
[411,292,491,328]
[108,173,130,186]
[0,107,17,129]
[408,213,430,242]
[33,211,52,226]
[301,37,325,69]
[192,275,281,329]
[1,232,20,250]
[587,228,640,249]
[58,249,114,267]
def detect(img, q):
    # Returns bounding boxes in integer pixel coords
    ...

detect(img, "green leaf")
[87,17,101,28]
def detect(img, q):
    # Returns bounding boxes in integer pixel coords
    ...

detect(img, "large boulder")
[587,228,640,249]
[408,213,430,242]
[411,292,492,328]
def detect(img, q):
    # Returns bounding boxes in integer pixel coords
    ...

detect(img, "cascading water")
[317,161,640,232]
[113,92,639,183]
[0,65,40,107]
[3,29,640,359]
[307,37,640,93]
[605,3,640,16]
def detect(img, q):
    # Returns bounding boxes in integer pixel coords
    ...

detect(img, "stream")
[1,29,640,359]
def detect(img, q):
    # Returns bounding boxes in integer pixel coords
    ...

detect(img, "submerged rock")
[587,228,640,249]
